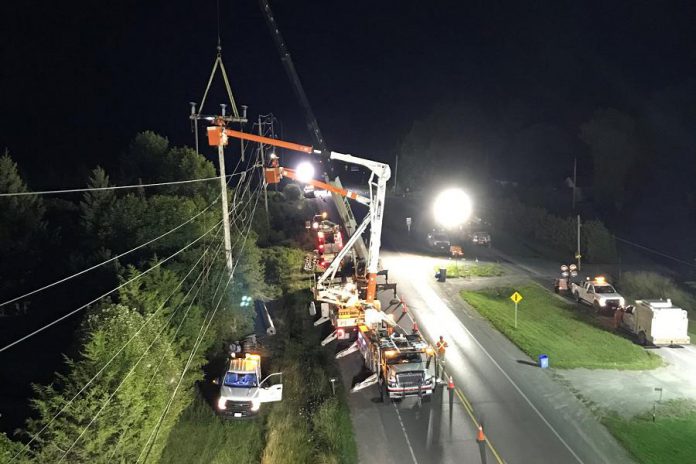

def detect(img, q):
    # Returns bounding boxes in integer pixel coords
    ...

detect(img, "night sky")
[2,1,696,189]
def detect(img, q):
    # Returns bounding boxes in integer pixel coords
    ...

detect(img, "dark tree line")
[0,132,309,462]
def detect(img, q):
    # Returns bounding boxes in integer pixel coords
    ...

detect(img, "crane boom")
[258,0,368,263]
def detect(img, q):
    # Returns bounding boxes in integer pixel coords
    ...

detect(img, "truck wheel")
[638,331,647,346]
[554,286,559,294]
[421,394,432,404]
[574,292,580,303]
[593,301,602,314]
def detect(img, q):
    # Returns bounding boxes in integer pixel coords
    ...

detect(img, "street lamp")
[433,188,473,229]
[295,161,315,183]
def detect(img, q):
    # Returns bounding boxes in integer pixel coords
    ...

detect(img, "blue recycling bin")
[539,354,549,369]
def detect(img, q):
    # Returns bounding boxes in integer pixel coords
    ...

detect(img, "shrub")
[619,271,696,313]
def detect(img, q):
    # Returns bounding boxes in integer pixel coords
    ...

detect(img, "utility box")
[539,354,549,369]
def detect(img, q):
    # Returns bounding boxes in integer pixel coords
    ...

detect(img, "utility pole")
[393,154,399,192]
[258,115,269,222]
[219,104,234,275]
[572,157,577,211]
[576,214,582,271]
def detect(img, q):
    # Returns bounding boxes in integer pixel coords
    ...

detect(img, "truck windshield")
[433,234,448,242]
[223,372,258,388]
[595,285,616,294]
[387,352,424,365]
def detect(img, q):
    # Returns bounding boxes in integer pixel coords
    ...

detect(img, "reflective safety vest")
[436,340,448,355]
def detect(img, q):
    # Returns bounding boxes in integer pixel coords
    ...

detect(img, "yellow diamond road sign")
[510,291,523,304]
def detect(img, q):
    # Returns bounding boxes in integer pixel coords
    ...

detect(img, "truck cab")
[427,230,451,255]
[471,231,491,247]
[216,353,283,418]
[620,299,691,346]
[353,324,436,401]
[571,277,625,313]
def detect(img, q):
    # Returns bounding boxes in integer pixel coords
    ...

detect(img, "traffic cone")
[402,301,408,314]
[412,321,419,333]
[476,424,485,442]
[448,376,454,390]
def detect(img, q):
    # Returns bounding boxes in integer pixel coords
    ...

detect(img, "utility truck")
[427,230,451,255]
[337,310,436,402]
[571,276,625,313]
[619,299,691,346]
[215,342,283,418]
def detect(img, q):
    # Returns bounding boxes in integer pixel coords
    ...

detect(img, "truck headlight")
[619,298,625,306]
[251,399,261,412]
[599,299,607,306]
[217,397,227,410]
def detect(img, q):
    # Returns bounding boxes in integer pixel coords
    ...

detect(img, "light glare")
[295,162,315,183]
[433,188,472,228]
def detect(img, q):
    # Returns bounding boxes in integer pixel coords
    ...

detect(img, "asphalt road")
[310,184,636,463]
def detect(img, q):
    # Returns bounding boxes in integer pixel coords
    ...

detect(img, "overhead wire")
[27,140,264,461]
[0,154,259,311]
[614,235,696,269]
[12,242,216,462]
[12,170,259,461]
[0,175,236,197]
[138,179,263,463]
[0,219,223,354]
[0,195,221,310]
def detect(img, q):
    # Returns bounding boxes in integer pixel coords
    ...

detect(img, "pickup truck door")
[257,373,283,403]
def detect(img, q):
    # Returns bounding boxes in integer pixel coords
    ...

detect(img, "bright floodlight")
[433,188,472,229]
[295,161,315,183]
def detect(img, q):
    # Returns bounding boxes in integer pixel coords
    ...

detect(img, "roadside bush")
[619,271,696,312]
[490,198,617,263]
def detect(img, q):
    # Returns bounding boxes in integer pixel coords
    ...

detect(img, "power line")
[0,195,221,309]
[0,219,223,354]
[138,185,262,463]
[55,246,219,463]
[615,235,696,269]
[12,225,225,462]
[0,158,261,310]
[13,177,260,461]
[0,175,236,197]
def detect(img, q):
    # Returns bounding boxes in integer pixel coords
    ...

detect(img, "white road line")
[410,279,585,464]
[393,402,419,464]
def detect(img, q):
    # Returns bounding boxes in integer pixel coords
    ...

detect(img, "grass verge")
[159,394,265,464]
[460,285,662,369]
[434,262,504,278]
[602,400,696,464]
[262,290,357,464]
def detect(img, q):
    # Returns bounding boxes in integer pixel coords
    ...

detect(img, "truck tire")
[638,331,647,346]
[593,301,601,314]
[574,291,581,303]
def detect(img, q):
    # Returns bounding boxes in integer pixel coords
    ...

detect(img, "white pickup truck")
[571,277,625,313]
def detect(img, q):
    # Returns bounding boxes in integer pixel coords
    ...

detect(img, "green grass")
[160,288,356,464]
[461,285,662,369]
[159,394,266,464]
[603,400,696,464]
[261,291,357,464]
[434,262,504,278]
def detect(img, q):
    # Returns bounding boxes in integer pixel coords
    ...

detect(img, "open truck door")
[257,373,283,403]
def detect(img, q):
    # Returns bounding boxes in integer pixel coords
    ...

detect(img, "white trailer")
[620,299,691,346]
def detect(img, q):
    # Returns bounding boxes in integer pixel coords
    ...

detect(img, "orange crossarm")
[207,126,314,154]
[276,168,369,204]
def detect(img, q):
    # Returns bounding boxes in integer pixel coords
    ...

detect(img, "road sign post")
[510,291,523,329]
[406,217,412,233]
